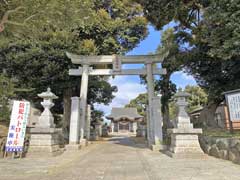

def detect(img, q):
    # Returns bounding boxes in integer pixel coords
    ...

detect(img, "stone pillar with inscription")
[66,97,81,150]
[150,97,165,151]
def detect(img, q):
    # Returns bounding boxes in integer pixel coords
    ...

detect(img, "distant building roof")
[189,106,204,116]
[106,108,143,121]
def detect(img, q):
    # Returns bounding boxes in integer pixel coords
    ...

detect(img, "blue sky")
[94,25,197,118]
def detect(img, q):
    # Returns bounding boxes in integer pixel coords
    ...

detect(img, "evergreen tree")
[0,0,148,134]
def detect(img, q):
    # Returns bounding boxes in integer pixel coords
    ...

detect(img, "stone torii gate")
[67,52,166,150]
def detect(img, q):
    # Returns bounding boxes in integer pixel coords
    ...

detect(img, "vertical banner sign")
[225,92,240,122]
[5,101,30,152]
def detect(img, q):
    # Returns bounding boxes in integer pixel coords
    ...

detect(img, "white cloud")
[171,71,197,89]
[172,71,196,81]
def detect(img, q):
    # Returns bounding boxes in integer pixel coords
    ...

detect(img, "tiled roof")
[106,108,143,121]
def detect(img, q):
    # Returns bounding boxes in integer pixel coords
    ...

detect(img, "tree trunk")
[161,74,172,140]
[199,102,219,128]
[63,88,72,141]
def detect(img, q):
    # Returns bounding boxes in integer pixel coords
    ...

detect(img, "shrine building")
[106,108,143,133]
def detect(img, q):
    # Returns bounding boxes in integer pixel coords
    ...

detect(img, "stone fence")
[199,135,240,164]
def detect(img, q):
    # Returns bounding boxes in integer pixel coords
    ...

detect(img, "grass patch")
[203,128,240,138]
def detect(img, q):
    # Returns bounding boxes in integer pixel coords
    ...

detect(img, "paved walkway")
[1,134,240,180]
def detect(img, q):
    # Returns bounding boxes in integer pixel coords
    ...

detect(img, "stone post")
[85,105,91,141]
[167,89,205,158]
[111,122,114,133]
[133,122,137,134]
[95,122,102,137]
[146,106,150,141]
[79,64,89,146]
[146,62,154,145]
[151,97,164,151]
[68,97,80,145]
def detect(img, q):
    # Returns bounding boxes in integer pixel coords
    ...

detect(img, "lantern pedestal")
[166,128,205,158]
[27,128,64,157]
[167,89,205,158]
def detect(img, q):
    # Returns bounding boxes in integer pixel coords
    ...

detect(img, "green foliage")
[0,74,15,121]
[203,129,240,138]
[91,109,104,123]
[125,93,147,118]
[141,0,240,105]
[186,0,240,102]
[0,0,94,36]
[169,100,178,120]
[185,85,208,112]
[168,85,207,119]
[200,0,240,60]
[88,76,118,105]
[154,28,184,129]
[155,28,184,102]
[0,0,148,114]
[138,0,207,30]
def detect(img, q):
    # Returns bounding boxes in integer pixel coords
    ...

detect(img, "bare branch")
[5,20,25,26]
[2,0,8,5]
[24,14,38,23]
[0,6,24,33]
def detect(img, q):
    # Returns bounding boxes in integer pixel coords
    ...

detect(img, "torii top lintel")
[66,52,164,65]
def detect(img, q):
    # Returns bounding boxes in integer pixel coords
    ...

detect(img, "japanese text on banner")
[5,101,30,152]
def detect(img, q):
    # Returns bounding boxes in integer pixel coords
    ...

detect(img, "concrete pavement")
[1,134,240,180]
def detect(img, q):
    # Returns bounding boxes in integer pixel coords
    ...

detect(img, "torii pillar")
[146,62,154,144]
[79,64,89,146]
[146,62,164,151]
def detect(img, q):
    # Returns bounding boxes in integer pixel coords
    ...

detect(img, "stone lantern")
[167,89,205,158]
[175,89,192,128]
[37,87,58,128]
[28,88,63,157]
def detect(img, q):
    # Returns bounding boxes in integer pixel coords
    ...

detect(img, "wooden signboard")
[224,89,240,132]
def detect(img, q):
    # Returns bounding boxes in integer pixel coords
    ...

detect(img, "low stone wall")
[199,136,240,164]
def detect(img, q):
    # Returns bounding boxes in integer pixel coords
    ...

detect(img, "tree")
[199,0,240,60]
[0,74,15,122]
[138,0,207,30]
[154,28,185,137]
[140,0,240,128]
[125,93,148,119]
[167,85,207,121]
[0,0,95,35]
[140,0,240,102]
[185,85,208,112]
[0,0,148,136]
[169,100,178,120]
[91,109,104,127]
